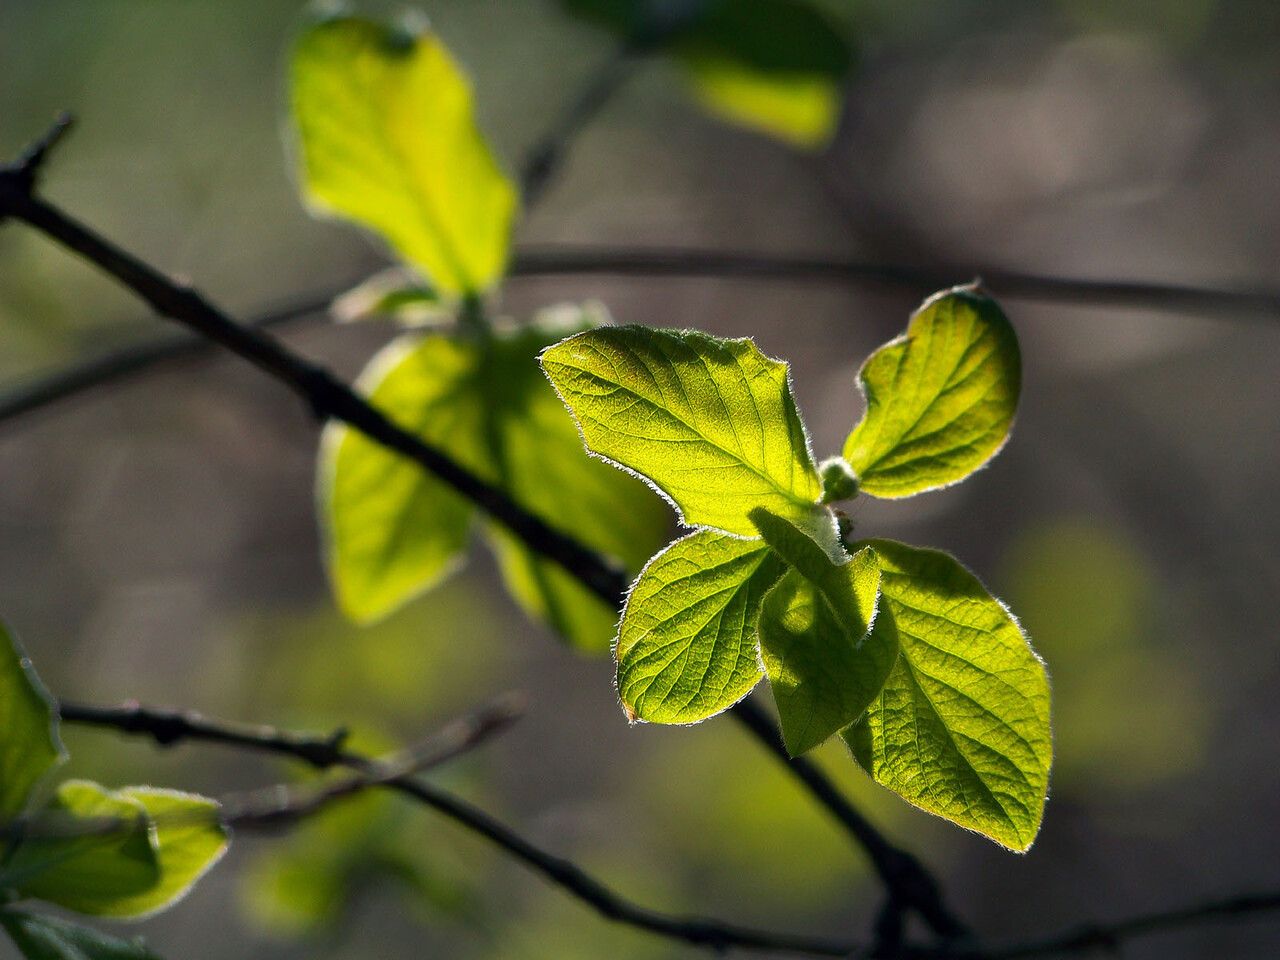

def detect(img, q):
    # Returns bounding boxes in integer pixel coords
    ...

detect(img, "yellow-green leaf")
[320,335,479,624]
[0,623,64,818]
[107,789,228,918]
[843,286,1021,498]
[2,781,159,916]
[323,311,667,648]
[842,540,1051,851]
[615,530,784,724]
[541,326,823,536]
[290,14,516,296]
[683,54,841,148]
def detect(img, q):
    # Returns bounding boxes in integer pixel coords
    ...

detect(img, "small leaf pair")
[542,287,1051,851]
[0,625,227,958]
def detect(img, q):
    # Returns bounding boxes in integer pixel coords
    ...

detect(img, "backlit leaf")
[615,530,784,724]
[291,14,516,296]
[752,518,893,755]
[324,310,667,648]
[843,286,1020,498]
[541,326,822,536]
[842,540,1051,851]
[2,781,159,916]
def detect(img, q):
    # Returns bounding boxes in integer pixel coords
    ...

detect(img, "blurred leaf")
[290,14,517,296]
[843,287,1021,499]
[331,267,448,327]
[541,326,822,536]
[479,314,669,653]
[0,910,162,960]
[843,541,1051,851]
[615,530,783,723]
[321,335,479,624]
[243,790,477,937]
[562,0,852,146]
[0,623,64,818]
[681,51,841,147]
[2,781,159,916]
[756,541,891,756]
[324,309,667,649]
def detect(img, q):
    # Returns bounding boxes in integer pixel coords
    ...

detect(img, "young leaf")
[320,335,479,624]
[1,781,160,915]
[323,313,667,648]
[105,789,229,918]
[752,524,894,755]
[290,14,517,296]
[748,505,847,572]
[615,530,785,724]
[0,623,64,818]
[0,910,162,960]
[541,326,823,536]
[842,540,1051,851]
[2,784,227,919]
[843,286,1020,498]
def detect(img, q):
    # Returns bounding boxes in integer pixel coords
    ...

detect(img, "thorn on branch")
[1,112,75,194]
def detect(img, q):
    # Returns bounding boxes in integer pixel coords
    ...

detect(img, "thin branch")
[5,241,1278,429]
[59,698,859,958]
[0,125,963,940]
[509,246,1280,320]
[519,43,646,208]
[905,890,1280,959]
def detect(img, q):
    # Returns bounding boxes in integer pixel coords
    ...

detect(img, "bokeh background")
[2,1,1279,957]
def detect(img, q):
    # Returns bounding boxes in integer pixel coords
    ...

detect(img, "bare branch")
[60,698,860,958]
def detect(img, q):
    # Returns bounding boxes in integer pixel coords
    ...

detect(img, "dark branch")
[519,44,645,208]
[906,890,1280,959]
[0,134,963,940]
[60,698,859,958]
[5,241,1278,429]
[510,246,1280,320]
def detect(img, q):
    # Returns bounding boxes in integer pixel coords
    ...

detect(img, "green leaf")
[0,911,162,960]
[2,784,226,918]
[748,505,847,572]
[290,14,517,296]
[752,514,894,755]
[477,317,670,653]
[2,781,159,916]
[0,623,64,818]
[843,286,1021,499]
[842,540,1051,851]
[681,54,841,148]
[323,311,667,648]
[540,326,822,536]
[105,789,228,918]
[320,335,479,624]
[562,0,852,147]
[615,530,785,724]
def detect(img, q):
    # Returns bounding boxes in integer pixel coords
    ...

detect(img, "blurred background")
[1,0,1278,957]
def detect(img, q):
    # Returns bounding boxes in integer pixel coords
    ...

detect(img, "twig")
[0,120,962,940]
[519,43,646,208]
[5,241,1278,429]
[903,890,1280,959]
[60,698,859,958]
[509,246,1280,319]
